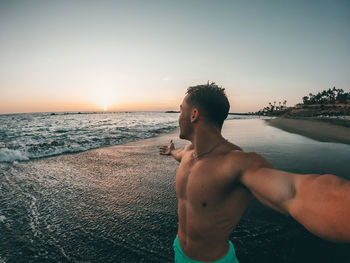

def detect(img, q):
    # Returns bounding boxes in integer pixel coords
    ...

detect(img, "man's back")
[176,142,253,261]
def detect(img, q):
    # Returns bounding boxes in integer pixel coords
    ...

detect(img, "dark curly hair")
[185,82,230,128]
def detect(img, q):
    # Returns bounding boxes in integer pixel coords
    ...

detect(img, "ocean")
[1,112,350,263]
[0,111,252,164]
[0,111,180,163]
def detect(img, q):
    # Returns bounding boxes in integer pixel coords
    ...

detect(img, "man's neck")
[191,126,224,157]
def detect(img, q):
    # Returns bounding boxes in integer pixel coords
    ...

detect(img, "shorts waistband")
[173,235,239,263]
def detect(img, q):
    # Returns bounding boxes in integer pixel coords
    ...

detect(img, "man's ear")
[190,108,199,123]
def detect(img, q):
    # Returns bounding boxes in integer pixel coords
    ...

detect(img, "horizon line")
[0,110,254,116]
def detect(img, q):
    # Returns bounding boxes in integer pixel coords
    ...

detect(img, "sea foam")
[0,148,29,163]
[0,215,6,223]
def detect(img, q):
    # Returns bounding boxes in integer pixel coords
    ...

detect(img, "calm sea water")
[1,114,349,263]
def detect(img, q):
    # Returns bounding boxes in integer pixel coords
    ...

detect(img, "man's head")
[178,82,230,140]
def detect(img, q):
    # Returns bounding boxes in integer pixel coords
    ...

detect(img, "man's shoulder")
[183,143,194,152]
[178,144,194,160]
[226,149,272,170]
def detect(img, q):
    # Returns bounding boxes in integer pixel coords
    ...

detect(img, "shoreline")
[3,116,350,165]
[265,117,350,145]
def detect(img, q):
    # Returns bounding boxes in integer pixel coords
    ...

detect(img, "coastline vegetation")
[256,87,350,117]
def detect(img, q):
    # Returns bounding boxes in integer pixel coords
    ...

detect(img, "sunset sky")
[1,0,349,114]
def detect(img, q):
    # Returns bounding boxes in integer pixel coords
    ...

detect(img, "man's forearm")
[170,149,182,162]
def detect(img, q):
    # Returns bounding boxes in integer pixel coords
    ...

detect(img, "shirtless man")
[159,83,350,263]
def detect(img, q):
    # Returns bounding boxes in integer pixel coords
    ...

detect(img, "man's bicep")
[241,167,298,214]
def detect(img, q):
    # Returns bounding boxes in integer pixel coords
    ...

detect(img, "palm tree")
[329,88,336,103]
[302,96,309,105]
[309,93,315,104]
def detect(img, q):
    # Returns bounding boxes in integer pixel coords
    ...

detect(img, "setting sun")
[91,92,116,112]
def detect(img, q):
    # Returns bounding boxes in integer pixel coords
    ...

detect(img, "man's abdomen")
[176,190,250,261]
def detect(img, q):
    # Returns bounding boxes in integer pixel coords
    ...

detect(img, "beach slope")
[265,117,350,145]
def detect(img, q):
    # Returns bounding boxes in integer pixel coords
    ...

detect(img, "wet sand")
[265,117,350,145]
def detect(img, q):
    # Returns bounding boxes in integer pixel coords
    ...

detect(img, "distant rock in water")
[165,111,179,113]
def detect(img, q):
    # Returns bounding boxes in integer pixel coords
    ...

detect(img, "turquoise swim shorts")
[173,235,239,263]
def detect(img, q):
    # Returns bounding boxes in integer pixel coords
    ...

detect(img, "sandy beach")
[265,117,350,145]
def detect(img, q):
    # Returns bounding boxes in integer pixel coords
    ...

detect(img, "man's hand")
[159,140,189,162]
[159,140,175,155]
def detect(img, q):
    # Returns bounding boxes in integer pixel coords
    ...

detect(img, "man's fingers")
[159,150,168,155]
[159,144,171,155]
[159,143,172,155]
[159,147,168,152]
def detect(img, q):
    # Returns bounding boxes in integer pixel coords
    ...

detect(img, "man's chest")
[175,155,240,209]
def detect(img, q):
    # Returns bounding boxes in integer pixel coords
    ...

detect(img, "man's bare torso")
[176,142,253,261]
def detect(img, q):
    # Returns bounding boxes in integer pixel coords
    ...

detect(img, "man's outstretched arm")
[159,140,191,162]
[241,158,350,243]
